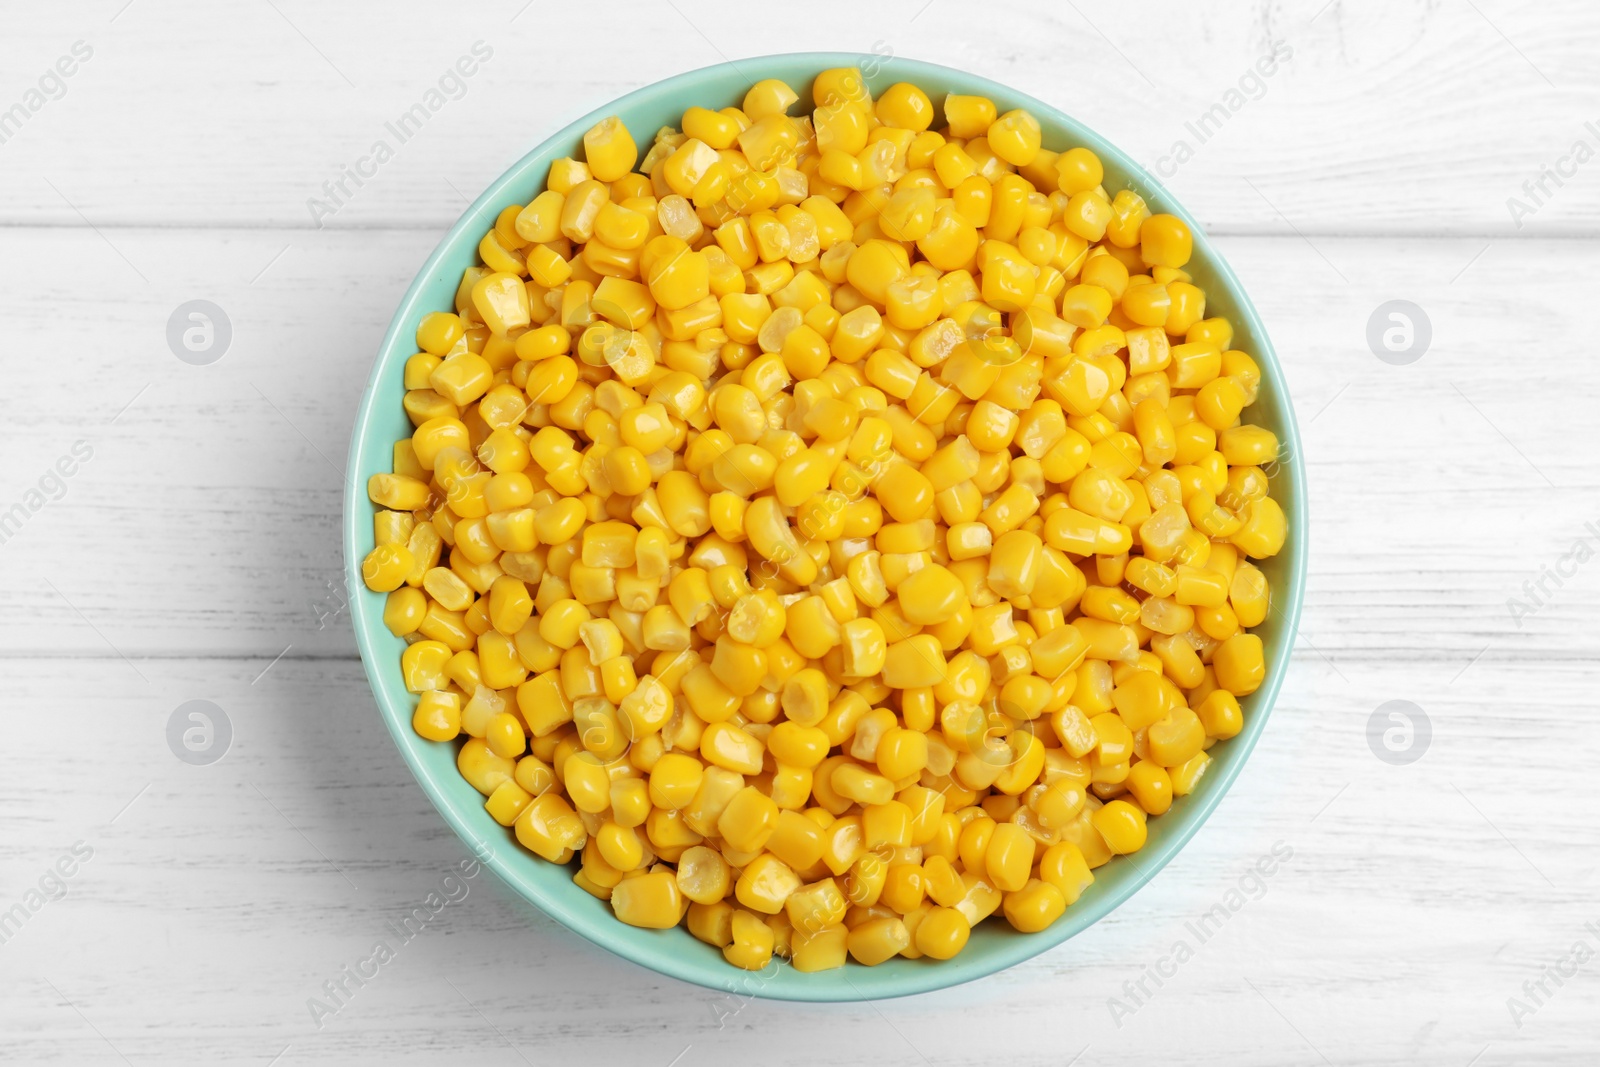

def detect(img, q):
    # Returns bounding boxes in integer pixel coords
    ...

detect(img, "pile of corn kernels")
[361,68,1286,973]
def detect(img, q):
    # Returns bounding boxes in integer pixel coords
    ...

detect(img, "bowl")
[344,51,1307,1002]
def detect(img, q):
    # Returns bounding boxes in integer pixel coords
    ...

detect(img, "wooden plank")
[0,229,1591,667]
[1,657,1592,1064]
[1,0,1597,234]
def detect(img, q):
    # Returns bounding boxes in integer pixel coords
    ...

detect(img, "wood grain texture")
[3,1,1599,1064]
[1,230,1592,667]
[2,0,1599,234]
[4,659,1596,1065]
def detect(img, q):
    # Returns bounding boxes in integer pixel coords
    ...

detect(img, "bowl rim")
[343,50,1308,1003]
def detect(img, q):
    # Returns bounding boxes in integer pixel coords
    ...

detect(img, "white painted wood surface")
[3,2,1598,1064]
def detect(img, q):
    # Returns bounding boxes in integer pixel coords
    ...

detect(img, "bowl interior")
[344,52,1307,1002]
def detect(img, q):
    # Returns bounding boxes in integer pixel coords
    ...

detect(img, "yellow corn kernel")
[472,272,532,335]
[682,662,738,723]
[514,791,584,862]
[736,853,802,915]
[429,352,494,408]
[762,809,822,871]
[456,737,515,797]
[484,778,533,827]
[944,520,992,562]
[844,240,910,308]
[362,544,415,592]
[1109,667,1176,731]
[610,869,682,929]
[674,844,731,906]
[882,634,946,688]
[1105,189,1149,249]
[790,922,849,972]
[786,876,849,934]
[595,820,644,872]
[484,710,526,759]
[1141,213,1193,268]
[984,822,1036,892]
[1232,495,1287,559]
[847,852,892,910]
[1002,878,1066,934]
[1061,283,1113,329]
[383,587,427,637]
[744,79,798,120]
[1166,749,1210,796]
[412,690,461,741]
[1197,689,1244,741]
[481,575,530,634]
[513,191,565,246]
[1168,340,1222,390]
[369,473,433,514]
[915,906,971,960]
[722,908,777,971]
[560,749,609,813]
[1125,760,1173,815]
[995,730,1046,795]
[1052,146,1103,194]
[645,752,702,812]
[847,916,912,966]
[686,898,733,947]
[1196,375,1247,431]
[581,116,637,183]
[602,776,648,829]
[739,114,800,171]
[880,862,927,916]
[538,598,591,650]
[712,636,770,701]
[867,81,930,130]
[986,529,1043,600]
[1214,633,1266,695]
[984,108,1041,166]
[416,311,466,356]
[920,855,962,910]
[718,785,780,853]
[1148,707,1206,767]
[874,462,935,523]
[1037,840,1094,903]
[966,400,1019,452]
[832,763,894,807]
[1091,798,1147,855]
[1030,777,1087,828]
[612,671,666,738]
[700,720,765,775]
[1151,633,1205,689]
[943,93,996,138]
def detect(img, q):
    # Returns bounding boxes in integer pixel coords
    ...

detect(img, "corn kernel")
[915,906,971,959]
[611,869,683,929]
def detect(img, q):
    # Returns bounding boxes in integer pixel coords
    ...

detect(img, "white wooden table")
[4,1,1597,1063]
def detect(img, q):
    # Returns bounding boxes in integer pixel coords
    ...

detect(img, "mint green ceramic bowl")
[345,52,1306,1002]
